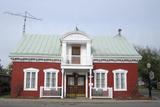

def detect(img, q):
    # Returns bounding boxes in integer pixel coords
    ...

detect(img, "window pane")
[96,73,100,88]
[31,72,35,88]
[116,73,120,89]
[68,77,74,85]
[46,72,50,87]
[101,73,105,88]
[121,73,125,89]
[72,46,80,55]
[26,72,30,88]
[51,73,56,87]
[78,77,84,86]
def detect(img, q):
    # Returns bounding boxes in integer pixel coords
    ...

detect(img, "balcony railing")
[40,86,62,98]
[62,55,92,65]
[91,87,113,98]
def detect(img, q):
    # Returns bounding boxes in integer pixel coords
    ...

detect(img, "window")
[72,46,80,55]
[93,69,108,89]
[68,77,74,85]
[78,77,84,86]
[113,69,128,91]
[23,68,39,91]
[44,68,59,89]
[72,46,81,64]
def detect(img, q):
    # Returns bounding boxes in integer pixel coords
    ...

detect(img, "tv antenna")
[4,11,42,35]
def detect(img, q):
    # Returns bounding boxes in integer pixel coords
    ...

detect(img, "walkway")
[139,88,160,100]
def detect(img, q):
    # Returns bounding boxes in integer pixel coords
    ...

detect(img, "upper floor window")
[44,68,59,89]
[113,69,128,91]
[93,69,108,89]
[71,46,81,64]
[72,46,80,55]
[23,68,39,91]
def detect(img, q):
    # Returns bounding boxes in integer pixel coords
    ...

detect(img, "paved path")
[0,98,159,103]
[0,88,159,107]
[0,98,160,107]
[139,88,160,100]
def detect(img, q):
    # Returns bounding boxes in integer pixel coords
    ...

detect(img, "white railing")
[91,87,113,99]
[40,86,62,98]
[62,55,92,65]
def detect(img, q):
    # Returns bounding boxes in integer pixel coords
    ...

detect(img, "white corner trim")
[23,68,39,91]
[112,69,128,91]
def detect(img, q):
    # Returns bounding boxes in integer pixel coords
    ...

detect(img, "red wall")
[11,61,138,98]
[11,62,61,98]
[93,63,139,98]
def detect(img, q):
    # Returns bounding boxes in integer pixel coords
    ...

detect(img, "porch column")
[89,69,92,99]
[86,72,88,98]
[64,71,66,97]
[61,69,64,99]
[86,42,91,64]
[62,42,67,64]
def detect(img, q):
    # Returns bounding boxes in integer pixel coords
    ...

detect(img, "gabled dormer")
[61,28,92,65]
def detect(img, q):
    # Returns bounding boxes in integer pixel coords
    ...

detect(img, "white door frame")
[63,70,88,98]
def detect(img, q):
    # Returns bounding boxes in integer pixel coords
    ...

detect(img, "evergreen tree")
[137,47,160,83]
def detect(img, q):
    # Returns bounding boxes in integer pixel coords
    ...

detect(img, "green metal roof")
[10,34,61,57]
[92,35,140,57]
[10,34,141,58]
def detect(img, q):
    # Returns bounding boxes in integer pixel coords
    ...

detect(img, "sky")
[0,0,160,67]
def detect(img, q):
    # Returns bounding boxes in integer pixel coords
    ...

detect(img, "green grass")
[138,85,146,89]
[0,92,10,98]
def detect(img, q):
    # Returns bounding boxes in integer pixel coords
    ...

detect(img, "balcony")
[91,87,113,99]
[62,55,92,65]
[40,86,62,98]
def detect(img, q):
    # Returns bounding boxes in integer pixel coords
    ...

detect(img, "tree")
[0,59,3,73]
[0,60,12,75]
[137,47,160,83]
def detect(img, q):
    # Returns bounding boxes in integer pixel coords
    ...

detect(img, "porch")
[40,86,113,99]
[40,68,113,99]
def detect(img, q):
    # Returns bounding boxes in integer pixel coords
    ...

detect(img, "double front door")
[66,74,85,97]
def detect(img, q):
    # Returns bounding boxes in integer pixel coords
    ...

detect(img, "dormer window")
[61,30,92,66]
[72,45,81,64]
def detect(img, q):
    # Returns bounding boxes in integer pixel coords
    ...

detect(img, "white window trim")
[93,69,108,90]
[23,68,39,91]
[43,68,59,90]
[112,69,128,91]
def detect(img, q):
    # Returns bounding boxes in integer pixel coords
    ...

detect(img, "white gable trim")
[62,31,90,39]
[11,57,61,63]
[61,31,91,42]
[93,69,109,73]
[43,68,59,73]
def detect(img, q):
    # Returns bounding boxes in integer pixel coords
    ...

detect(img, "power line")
[4,11,42,35]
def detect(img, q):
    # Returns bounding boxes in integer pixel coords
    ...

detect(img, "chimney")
[118,28,122,36]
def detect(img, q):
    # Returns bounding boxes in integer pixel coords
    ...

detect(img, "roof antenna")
[4,11,42,35]
[118,28,122,36]
[75,26,79,31]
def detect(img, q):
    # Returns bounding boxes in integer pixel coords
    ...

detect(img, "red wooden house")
[10,29,141,99]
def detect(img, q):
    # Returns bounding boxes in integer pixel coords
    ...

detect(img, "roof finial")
[118,28,122,36]
[75,26,79,31]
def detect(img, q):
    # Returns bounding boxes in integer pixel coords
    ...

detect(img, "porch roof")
[10,34,141,58]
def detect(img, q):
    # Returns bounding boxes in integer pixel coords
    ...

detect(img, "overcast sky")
[0,0,160,67]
